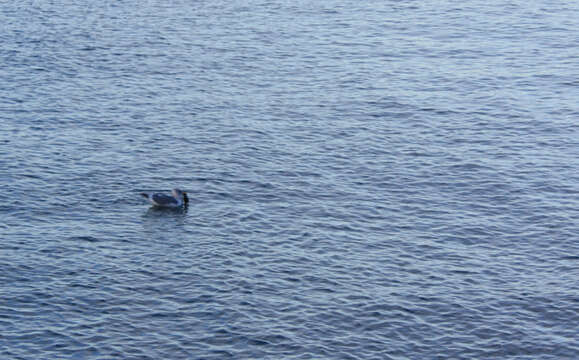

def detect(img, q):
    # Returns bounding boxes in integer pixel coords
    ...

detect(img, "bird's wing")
[151,193,179,206]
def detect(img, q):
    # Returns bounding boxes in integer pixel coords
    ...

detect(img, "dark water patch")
[67,235,100,243]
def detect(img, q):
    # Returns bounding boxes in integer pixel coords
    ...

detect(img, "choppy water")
[1,0,578,359]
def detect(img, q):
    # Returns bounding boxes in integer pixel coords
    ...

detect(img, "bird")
[141,188,189,208]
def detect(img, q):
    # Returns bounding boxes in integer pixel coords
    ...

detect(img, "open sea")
[1,0,578,359]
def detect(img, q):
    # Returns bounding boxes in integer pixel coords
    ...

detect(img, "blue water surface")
[1,0,578,359]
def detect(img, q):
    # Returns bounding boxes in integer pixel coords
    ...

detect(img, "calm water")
[1,0,578,359]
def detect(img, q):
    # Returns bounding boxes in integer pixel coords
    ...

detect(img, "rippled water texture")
[1,0,578,359]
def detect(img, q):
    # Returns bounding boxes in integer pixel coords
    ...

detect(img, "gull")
[141,189,189,208]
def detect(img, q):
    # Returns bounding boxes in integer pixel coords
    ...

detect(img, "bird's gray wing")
[151,193,179,206]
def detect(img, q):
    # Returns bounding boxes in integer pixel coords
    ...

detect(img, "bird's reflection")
[144,203,189,217]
